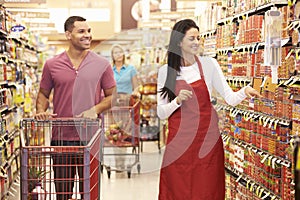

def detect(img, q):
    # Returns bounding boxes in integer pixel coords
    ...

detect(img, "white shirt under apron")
[157,56,249,120]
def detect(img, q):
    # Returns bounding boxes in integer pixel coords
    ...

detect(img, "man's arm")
[35,88,55,120]
[95,86,116,114]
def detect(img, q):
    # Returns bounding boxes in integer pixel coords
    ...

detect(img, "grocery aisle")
[100,168,160,200]
[100,142,162,200]
[7,142,162,200]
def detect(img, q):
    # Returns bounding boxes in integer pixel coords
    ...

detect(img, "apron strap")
[195,56,205,80]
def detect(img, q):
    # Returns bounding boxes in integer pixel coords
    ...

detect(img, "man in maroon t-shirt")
[35,16,116,199]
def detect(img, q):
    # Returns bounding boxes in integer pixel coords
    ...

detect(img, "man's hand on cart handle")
[34,112,57,120]
[76,107,98,119]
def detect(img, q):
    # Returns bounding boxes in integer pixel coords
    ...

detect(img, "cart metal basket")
[20,118,102,200]
[102,101,140,178]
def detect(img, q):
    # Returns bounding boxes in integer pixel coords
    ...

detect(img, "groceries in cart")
[105,121,134,146]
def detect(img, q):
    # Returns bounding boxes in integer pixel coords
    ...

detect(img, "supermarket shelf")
[202,52,217,57]
[0,53,38,68]
[0,149,20,200]
[222,133,291,168]
[225,165,281,200]
[0,105,17,115]
[140,91,157,95]
[217,1,288,25]
[225,76,252,83]
[7,129,19,141]
[215,104,291,126]
[217,37,289,54]
[200,29,216,37]
[216,46,234,54]
[0,29,7,36]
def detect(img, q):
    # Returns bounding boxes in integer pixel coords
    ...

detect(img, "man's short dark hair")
[64,16,86,32]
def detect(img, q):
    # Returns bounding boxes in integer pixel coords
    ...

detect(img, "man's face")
[66,21,92,50]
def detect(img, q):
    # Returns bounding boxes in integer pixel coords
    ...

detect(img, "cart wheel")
[127,170,131,178]
[127,166,131,178]
[132,147,136,154]
[100,164,104,173]
[106,166,111,179]
[137,164,141,174]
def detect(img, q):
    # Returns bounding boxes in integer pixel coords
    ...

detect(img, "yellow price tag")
[259,116,263,125]
[288,0,297,6]
[250,182,255,192]
[271,195,276,200]
[259,188,264,198]
[246,179,251,189]
[268,156,273,166]
[226,137,230,145]
[290,138,295,149]
[296,147,300,170]
[274,120,279,130]
[256,186,260,196]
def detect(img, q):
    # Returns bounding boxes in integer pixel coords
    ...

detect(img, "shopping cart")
[102,99,140,178]
[20,118,102,200]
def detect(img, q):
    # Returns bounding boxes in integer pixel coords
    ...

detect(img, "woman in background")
[110,44,139,171]
[111,44,139,95]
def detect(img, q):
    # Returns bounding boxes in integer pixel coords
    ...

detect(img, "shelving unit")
[139,82,161,153]
[0,5,40,199]
[202,0,299,199]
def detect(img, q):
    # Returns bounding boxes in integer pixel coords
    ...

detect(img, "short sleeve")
[39,61,53,91]
[130,65,137,78]
[101,63,116,90]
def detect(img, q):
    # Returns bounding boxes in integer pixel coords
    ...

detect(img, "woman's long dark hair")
[159,19,199,102]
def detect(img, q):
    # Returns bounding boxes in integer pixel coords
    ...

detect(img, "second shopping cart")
[102,96,140,179]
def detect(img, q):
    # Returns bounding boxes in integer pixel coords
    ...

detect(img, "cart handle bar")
[21,117,101,123]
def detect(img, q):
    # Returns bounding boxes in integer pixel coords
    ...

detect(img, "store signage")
[150,11,194,20]
[138,20,174,29]
[0,0,46,3]
[10,11,49,18]
[11,25,25,32]
[25,22,55,28]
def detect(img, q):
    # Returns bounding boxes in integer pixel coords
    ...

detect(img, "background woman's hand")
[176,89,193,104]
[132,87,141,98]
[245,86,262,98]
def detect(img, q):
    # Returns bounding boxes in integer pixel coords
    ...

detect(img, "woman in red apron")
[157,19,261,200]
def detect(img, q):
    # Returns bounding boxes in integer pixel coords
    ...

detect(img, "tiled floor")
[100,143,163,200]
[7,142,163,200]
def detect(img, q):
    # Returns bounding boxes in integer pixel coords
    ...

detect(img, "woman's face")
[179,28,200,57]
[112,47,124,63]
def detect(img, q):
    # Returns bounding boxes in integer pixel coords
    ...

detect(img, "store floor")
[7,142,163,200]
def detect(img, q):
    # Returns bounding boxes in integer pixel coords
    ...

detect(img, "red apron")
[159,57,225,200]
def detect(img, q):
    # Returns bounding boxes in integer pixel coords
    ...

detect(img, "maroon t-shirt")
[40,51,116,141]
